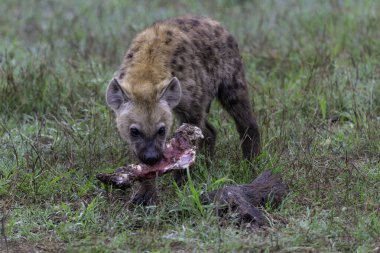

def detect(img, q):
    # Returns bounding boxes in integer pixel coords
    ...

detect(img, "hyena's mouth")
[96,124,203,187]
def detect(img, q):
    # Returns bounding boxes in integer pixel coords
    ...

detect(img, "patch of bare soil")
[0,239,65,253]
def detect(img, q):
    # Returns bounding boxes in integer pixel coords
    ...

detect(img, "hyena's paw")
[131,184,157,205]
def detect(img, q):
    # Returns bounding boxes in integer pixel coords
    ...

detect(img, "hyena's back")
[120,16,260,158]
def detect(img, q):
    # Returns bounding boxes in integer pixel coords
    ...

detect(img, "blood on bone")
[130,134,196,179]
[96,124,203,186]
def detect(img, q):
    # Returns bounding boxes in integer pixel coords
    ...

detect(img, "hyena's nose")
[142,150,161,165]
[143,155,160,165]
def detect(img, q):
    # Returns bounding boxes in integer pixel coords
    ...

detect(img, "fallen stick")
[201,170,288,226]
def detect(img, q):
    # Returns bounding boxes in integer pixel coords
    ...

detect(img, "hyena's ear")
[106,78,130,111]
[160,77,181,108]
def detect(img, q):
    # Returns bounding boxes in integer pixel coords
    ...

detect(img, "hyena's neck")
[119,23,188,104]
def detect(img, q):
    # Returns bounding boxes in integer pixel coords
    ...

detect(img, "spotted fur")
[106,16,260,204]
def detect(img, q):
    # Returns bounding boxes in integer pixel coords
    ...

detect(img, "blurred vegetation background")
[0,0,379,252]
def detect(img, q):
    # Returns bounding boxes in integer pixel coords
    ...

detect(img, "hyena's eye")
[157,126,166,136]
[130,127,141,138]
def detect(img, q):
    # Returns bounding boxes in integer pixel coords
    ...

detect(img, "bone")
[96,123,204,188]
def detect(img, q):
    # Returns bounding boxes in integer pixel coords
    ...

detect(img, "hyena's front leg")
[131,179,157,205]
[172,116,216,186]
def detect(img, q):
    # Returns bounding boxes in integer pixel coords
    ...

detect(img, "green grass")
[1,0,379,252]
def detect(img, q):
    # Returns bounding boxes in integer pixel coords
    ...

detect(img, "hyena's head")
[106,76,181,165]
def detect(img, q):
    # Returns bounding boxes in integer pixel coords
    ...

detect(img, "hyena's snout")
[138,143,163,165]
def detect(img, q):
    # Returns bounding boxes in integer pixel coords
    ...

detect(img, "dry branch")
[201,170,288,226]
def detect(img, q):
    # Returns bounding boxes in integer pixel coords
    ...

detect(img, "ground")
[0,0,379,252]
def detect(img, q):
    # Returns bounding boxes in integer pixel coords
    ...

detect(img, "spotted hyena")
[106,16,260,204]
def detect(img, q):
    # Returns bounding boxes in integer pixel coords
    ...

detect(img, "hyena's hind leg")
[217,74,260,160]
[202,119,217,157]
